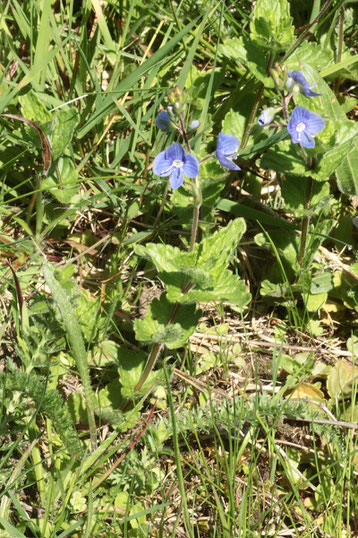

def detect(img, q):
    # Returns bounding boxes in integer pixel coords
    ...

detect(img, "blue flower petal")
[216,133,240,170]
[183,153,199,178]
[287,106,325,148]
[217,132,239,156]
[217,151,241,170]
[258,108,275,126]
[305,112,326,135]
[288,70,308,87]
[169,168,184,189]
[152,142,199,189]
[299,131,316,148]
[153,151,173,176]
[165,142,185,162]
[287,70,322,98]
[155,110,172,131]
[302,86,322,98]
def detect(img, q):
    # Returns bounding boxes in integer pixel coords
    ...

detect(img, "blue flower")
[216,133,240,171]
[287,70,322,98]
[188,120,200,131]
[287,106,325,149]
[155,110,172,131]
[153,142,199,189]
[258,108,275,126]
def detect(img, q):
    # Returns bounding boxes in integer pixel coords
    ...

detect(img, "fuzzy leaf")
[42,157,78,203]
[281,176,331,217]
[335,136,358,196]
[260,140,309,177]
[312,128,358,183]
[285,42,334,73]
[50,108,79,159]
[19,90,52,125]
[166,269,251,309]
[134,293,201,349]
[136,219,250,308]
[250,0,294,51]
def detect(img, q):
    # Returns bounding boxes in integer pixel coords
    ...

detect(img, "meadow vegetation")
[0,0,358,536]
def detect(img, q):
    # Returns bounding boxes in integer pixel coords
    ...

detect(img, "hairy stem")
[123,178,202,407]
[241,52,274,150]
[35,175,44,243]
[334,9,344,95]
[298,175,314,266]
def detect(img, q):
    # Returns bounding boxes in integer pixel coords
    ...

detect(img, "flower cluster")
[153,68,327,190]
[152,107,241,189]
[256,68,325,148]
[286,70,325,148]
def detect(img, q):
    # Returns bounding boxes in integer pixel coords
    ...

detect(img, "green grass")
[1,0,358,536]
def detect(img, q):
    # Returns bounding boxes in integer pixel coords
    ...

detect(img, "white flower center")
[296,122,306,133]
[173,159,184,168]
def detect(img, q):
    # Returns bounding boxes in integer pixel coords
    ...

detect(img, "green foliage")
[250,0,294,52]
[134,292,201,349]
[219,36,274,87]
[4,362,82,457]
[136,218,251,308]
[1,0,358,535]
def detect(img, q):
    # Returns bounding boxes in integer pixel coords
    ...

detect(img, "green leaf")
[281,176,330,217]
[313,133,358,183]
[260,139,309,177]
[19,90,52,125]
[117,347,149,398]
[327,360,358,398]
[250,0,294,51]
[222,109,248,145]
[320,52,358,78]
[134,293,201,349]
[42,157,78,203]
[219,36,274,87]
[216,198,297,231]
[335,137,358,196]
[136,218,250,308]
[50,108,79,160]
[304,292,327,312]
[239,129,289,158]
[310,273,334,294]
[285,41,334,73]
[167,269,251,308]
[291,63,339,142]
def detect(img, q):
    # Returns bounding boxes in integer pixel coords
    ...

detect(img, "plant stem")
[334,8,344,95]
[133,342,163,394]
[35,174,44,243]
[123,177,202,407]
[240,84,264,150]
[298,175,314,266]
[241,52,274,150]
[164,364,194,538]
[189,185,201,252]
